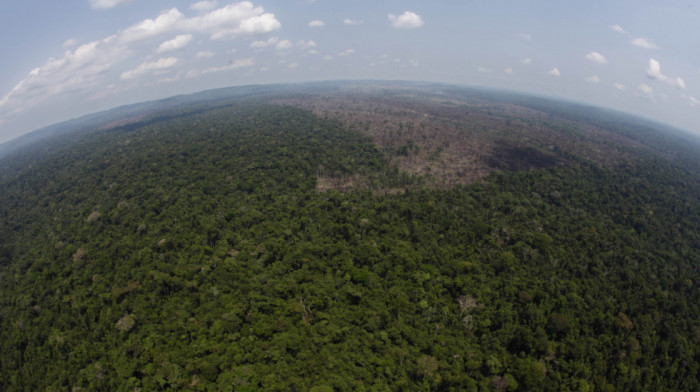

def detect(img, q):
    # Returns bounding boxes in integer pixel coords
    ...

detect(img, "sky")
[1,0,700,144]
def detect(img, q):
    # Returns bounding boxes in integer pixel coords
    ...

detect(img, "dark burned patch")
[487,142,562,171]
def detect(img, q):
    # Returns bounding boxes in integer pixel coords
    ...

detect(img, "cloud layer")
[0,1,280,119]
[121,57,178,80]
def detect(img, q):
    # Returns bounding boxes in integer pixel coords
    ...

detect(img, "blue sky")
[1,0,700,143]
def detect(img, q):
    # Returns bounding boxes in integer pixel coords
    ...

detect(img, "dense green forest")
[0,92,699,391]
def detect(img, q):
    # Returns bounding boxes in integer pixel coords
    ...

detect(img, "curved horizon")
[2,1,700,143]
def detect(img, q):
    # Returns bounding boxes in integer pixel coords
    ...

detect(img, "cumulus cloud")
[631,37,658,49]
[613,82,626,90]
[477,66,489,73]
[637,83,654,99]
[610,24,625,34]
[0,37,128,115]
[190,1,218,11]
[308,20,325,27]
[517,33,531,40]
[1,2,280,122]
[647,58,686,89]
[157,34,193,53]
[120,57,178,80]
[296,40,316,50]
[178,2,281,40]
[547,68,560,77]
[585,75,600,83]
[504,68,513,75]
[117,2,281,43]
[89,0,136,9]
[275,40,292,50]
[119,8,185,43]
[585,51,607,64]
[344,19,363,25]
[610,23,660,49]
[520,58,531,65]
[250,36,278,48]
[338,49,355,56]
[647,58,663,78]
[388,11,424,29]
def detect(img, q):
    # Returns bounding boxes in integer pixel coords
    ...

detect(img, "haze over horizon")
[2,0,700,144]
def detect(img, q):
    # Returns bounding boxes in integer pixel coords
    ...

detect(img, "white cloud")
[119,8,185,43]
[286,62,298,69]
[338,49,355,56]
[323,55,333,60]
[610,24,625,34]
[250,36,278,48]
[190,1,218,12]
[201,57,254,74]
[613,82,626,90]
[275,40,292,50]
[504,68,513,75]
[157,34,192,53]
[647,58,663,78]
[584,75,600,83]
[1,2,279,122]
[682,94,700,107]
[477,66,489,73]
[308,20,325,27]
[344,19,363,25]
[631,37,658,49]
[0,36,128,116]
[547,68,560,77]
[520,58,531,65]
[647,58,686,89]
[585,51,607,64]
[120,57,178,80]
[517,33,531,40]
[89,0,136,9]
[179,2,281,40]
[637,83,654,99]
[297,40,316,50]
[63,39,78,48]
[118,2,281,43]
[388,11,424,29]
[196,50,215,58]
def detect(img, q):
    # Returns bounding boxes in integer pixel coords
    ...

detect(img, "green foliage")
[0,99,699,391]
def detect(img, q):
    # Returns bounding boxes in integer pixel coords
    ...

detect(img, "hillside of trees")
[0,83,699,391]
